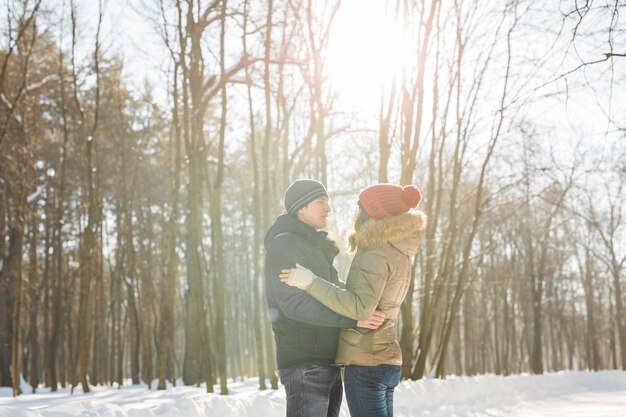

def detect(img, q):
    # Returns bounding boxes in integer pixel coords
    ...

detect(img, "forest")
[0,0,624,398]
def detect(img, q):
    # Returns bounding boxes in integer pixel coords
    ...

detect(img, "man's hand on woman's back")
[356,310,385,329]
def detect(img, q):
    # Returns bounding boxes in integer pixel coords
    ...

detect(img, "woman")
[280,183,427,417]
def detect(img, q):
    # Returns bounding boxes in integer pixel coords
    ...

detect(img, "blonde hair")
[348,204,370,253]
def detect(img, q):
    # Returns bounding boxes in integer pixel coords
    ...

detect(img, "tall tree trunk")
[0,182,11,387]
[394,0,439,380]
[407,5,443,379]
[48,30,70,391]
[579,247,600,370]
[611,264,626,369]
[124,171,141,385]
[27,220,40,393]
[126,275,141,385]
[209,189,227,394]
[41,192,51,388]
[529,272,544,374]
[71,0,102,393]
[181,49,204,387]
[136,208,155,388]
[262,0,279,389]
[210,2,229,394]
[9,225,24,396]
[181,1,217,392]
[91,237,105,386]
[243,0,267,389]
[76,210,96,393]
[183,156,213,390]
[157,60,182,390]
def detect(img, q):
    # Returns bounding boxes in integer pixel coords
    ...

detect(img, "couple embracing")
[264,179,426,417]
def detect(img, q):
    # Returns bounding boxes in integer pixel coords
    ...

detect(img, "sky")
[1,371,626,416]
[67,0,624,148]
[38,0,624,133]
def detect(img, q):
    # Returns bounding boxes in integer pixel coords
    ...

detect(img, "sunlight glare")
[326,0,407,112]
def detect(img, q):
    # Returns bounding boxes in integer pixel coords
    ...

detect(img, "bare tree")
[576,168,626,369]
[71,0,103,394]
[0,0,43,396]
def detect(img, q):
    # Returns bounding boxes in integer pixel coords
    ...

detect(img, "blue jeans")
[344,364,401,417]
[279,365,343,417]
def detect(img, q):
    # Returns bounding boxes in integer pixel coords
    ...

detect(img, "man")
[264,179,385,417]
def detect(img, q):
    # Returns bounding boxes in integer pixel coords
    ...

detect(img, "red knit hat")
[358,184,422,218]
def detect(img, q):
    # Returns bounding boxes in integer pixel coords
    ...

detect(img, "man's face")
[297,196,331,230]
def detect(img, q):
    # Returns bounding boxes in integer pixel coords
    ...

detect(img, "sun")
[325,0,408,112]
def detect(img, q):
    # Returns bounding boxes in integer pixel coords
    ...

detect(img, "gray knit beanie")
[284,179,328,215]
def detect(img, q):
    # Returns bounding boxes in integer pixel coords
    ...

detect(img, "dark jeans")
[344,364,401,417]
[279,365,343,417]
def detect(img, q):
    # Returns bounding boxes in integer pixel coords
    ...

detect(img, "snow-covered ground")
[1,371,626,417]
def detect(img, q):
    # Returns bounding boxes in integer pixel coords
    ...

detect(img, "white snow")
[1,371,625,417]
[0,93,12,110]
[27,186,45,204]
[25,75,61,93]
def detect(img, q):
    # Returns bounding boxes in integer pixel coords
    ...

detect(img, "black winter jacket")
[264,213,357,369]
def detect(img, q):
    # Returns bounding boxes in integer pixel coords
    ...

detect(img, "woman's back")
[336,211,426,366]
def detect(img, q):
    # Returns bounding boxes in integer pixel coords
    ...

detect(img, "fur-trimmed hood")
[354,211,427,255]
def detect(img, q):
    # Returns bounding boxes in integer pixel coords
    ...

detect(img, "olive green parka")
[305,210,427,366]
